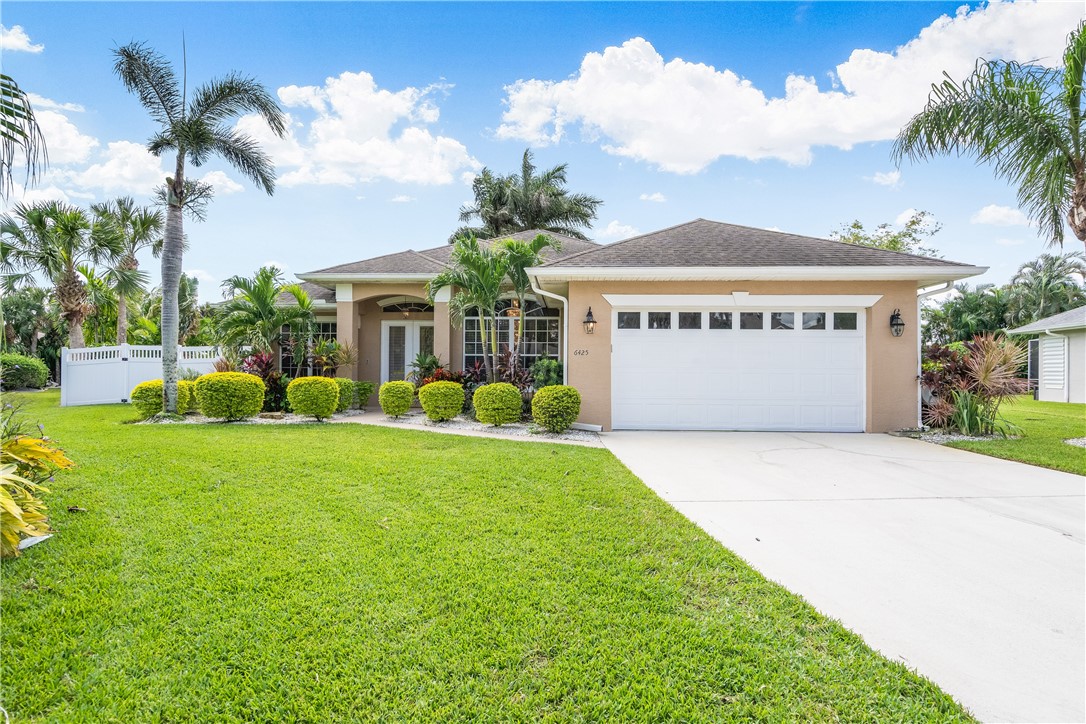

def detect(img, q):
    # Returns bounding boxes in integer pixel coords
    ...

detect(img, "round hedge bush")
[354,380,377,409]
[473,383,522,426]
[287,376,339,420]
[334,377,354,413]
[379,380,415,417]
[195,372,265,421]
[418,381,464,422]
[531,385,581,433]
[129,379,197,419]
[0,353,49,390]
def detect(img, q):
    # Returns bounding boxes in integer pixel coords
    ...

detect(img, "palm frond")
[189,73,286,137]
[112,42,183,127]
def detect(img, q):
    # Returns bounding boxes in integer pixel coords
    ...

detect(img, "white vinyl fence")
[60,345,219,407]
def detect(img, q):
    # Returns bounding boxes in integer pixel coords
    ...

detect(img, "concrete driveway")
[602,432,1085,723]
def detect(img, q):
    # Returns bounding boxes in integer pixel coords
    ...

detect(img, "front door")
[381,320,435,382]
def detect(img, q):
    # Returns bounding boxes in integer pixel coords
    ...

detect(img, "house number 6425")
[573,349,589,356]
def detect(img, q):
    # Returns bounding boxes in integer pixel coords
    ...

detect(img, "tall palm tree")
[0,74,47,201]
[217,266,313,353]
[1006,253,1086,326]
[113,41,286,411]
[894,22,1086,247]
[453,149,602,242]
[92,197,164,344]
[426,235,509,382]
[1,201,123,348]
[495,233,561,362]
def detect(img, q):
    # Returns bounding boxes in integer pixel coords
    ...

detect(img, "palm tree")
[495,233,561,363]
[426,235,509,382]
[92,197,163,344]
[113,42,286,411]
[1,201,123,348]
[1,286,55,355]
[453,149,602,242]
[1006,253,1086,326]
[79,264,120,345]
[217,266,313,354]
[894,22,1086,247]
[0,74,47,200]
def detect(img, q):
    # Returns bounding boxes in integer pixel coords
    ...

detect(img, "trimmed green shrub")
[379,380,415,417]
[178,380,197,413]
[1,353,48,390]
[287,377,339,421]
[195,372,265,421]
[354,380,377,409]
[531,385,581,433]
[333,377,354,412]
[129,379,197,418]
[418,381,464,422]
[473,383,522,426]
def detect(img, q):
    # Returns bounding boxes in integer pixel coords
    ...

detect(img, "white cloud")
[597,220,640,241]
[63,140,166,196]
[186,269,220,302]
[895,208,919,226]
[639,192,667,203]
[199,170,244,195]
[262,260,289,272]
[866,170,902,188]
[0,184,74,213]
[390,195,415,203]
[970,204,1030,226]
[244,71,480,187]
[1,24,43,53]
[995,237,1025,247]
[36,109,99,164]
[27,94,84,113]
[497,2,1079,171]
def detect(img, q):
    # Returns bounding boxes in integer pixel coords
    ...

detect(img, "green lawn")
[945,396,1086,476]
[2,391,971,722]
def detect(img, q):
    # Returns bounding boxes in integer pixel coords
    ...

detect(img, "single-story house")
[1008,305,1085,404]
[296,219,985,432]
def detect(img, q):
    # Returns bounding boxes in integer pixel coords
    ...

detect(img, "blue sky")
[2,1,1081,300]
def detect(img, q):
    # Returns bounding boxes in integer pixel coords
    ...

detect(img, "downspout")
[1042,329,1071,403]
[916,281,953,427]
[529,273,568,385]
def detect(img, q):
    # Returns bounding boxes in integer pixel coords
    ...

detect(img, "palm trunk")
[28,327,39,356]
[56,270,88,349]
[160,164,186,412]
[1069,174,1086,245]
[67,312,86,349]
[480,316,494,383]
[490,312,501,383]
[116,294,128,345]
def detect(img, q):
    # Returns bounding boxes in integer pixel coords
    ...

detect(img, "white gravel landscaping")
[138,409,367,425]
[1065,437,1086,448]
[367,409,601,445]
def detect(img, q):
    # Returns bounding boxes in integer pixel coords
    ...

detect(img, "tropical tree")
[922,284,1010,347]
[426,235,510,382]
[1,201,122,348]
[113,41,286,412]
[217,266,313,353]
[831,210,942,257]
[495,233,561,363]
[0,74,47,200]
[92,197,163,344]
[79,264,120,345]
[140,273,207,345]
[1005,253,1086,326]
[894,22,1086,247]
[453,149,602,242]
[1,286,57,355]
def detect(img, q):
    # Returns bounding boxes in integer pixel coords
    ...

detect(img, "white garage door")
[611,308,865,431]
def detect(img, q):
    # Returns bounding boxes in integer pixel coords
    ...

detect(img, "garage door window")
[617,312,640,329]
[740,312,764,330]
[648,312,671,329]
[709,312,732,329]
[678,312,702,329]
[803,312,826,330]
[833,312,858,331]
[770,312,795,330]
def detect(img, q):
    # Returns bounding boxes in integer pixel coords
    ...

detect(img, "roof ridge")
[308,247,436,274]
[543,218,705,267]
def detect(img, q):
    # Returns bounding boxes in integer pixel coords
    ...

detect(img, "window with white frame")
[462,300,559,370]
[280,321,337,377]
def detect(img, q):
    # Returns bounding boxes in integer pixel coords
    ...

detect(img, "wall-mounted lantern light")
[583,307,596,334]
[889,308,905,337]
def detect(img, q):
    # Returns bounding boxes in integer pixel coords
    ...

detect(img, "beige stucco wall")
[565,279,921,433]
[337,283,438,382]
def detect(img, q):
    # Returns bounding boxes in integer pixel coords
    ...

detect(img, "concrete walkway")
[602,431,1085,723]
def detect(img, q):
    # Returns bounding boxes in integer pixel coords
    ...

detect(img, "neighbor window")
[833,312,858,331]
[648,312,671,329]
[740,312,763,330]
[678,312,702,329]
[802,312,826,330]
[709,312,732,330]
[617,312,641,329]
[770,312,795,330]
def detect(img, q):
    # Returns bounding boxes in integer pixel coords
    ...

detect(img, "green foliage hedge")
[334,377,354,412]
[379,380,414,417]
[288,377,339,420]
[354,381,376,409]
[531,385,581,433]
[129,379,196,419]
[473,383,522,426]
[418,381,464,422]
[1,353,48,390]
[195,372,265,421]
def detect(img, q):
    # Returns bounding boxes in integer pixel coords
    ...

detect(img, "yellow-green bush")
[354,380,377,409]
[195,372,265,421]
[129,379,196,418]
[418,381,464,422]
[379,380,414,417]
[473,383,522,426]
[287,377,339,420]
[531,385,581,433]
[0,353,49,390]
[334,377,354,412]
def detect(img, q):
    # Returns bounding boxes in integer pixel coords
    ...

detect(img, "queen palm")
[1006,253,1086,326]
[217,266,313,353]
[92,197,164,344]
[1,201,123,348]
[113,42,286,411]
[426,235,509,382]
[894,22,1086,247]
[453,149,602,242]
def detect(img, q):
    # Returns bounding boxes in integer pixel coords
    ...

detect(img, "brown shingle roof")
[278,282,335,305]
[543,219,968,268]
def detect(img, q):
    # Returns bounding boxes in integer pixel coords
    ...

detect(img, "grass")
[2,391,971,722]
[945,396,1086,475]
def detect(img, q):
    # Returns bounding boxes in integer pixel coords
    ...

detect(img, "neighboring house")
[297,219,984,432]
[1008,306,1086,404]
